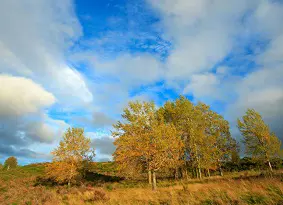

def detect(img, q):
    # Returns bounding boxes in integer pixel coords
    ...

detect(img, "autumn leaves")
[112,97,236,189]
[238,109,282,171]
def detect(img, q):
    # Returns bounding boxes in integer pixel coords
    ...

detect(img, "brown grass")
[98,177,283,205]
[0,169,283,205]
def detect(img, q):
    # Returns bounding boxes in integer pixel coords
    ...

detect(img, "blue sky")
[1,0,283,164]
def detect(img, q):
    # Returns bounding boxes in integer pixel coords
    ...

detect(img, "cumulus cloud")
[0,75,68,159]
[0,75,55,116]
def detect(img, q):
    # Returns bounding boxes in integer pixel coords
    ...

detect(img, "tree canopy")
[113,96,237,189]
[238,109,282,171]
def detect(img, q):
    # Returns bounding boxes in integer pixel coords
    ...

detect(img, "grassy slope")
[0,164,45,181]
[0,163,283,205]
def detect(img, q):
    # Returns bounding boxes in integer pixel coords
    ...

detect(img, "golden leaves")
[45,127,95,185]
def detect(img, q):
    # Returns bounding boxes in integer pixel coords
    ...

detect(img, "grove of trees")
[113,96,282,189]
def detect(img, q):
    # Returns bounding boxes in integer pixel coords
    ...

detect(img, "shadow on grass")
[84,171,124,183]
[35,171,125,187]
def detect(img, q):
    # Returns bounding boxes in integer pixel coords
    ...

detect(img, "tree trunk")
[198,167,202,179]
[68,180,71,188]
[175,168,179,180]
[194,168,199,179]
[207,169,210,177]
[183,169,189,180]
[152,171,157,190]
[268,160,273,172]
[179,167,183,178]
[148,170,152,184]
[219,166,223,176]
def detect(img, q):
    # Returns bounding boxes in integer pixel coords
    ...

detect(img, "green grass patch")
[0,164,45,181]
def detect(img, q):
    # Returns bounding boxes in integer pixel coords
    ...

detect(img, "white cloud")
[0,75,68,146]
[84,53,163,87]
[0,75,55,116]
[147,0,283,141]
[0,0,92,106]
[149,0,255,80]
[183,73,219,98]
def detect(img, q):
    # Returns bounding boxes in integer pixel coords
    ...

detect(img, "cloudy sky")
[0,0,283,164]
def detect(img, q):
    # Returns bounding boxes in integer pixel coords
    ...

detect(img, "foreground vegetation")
[1,164,283,205]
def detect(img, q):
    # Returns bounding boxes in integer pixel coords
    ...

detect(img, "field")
[1,164,283,205]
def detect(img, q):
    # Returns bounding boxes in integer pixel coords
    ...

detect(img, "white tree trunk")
[148,170,152,184]
[268,160,273,172]
[152,171,157,190]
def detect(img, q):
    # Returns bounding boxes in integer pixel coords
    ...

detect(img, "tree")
[160,97,234,178]
[159,96,196,178]
[113,101,157,183]
[4,156,17,170]
[113,101,184,190]
[238,109,281,171]
[45,128,95,187]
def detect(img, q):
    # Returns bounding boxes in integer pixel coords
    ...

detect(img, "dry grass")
[1,167,283,205]
[98,177,283,205]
